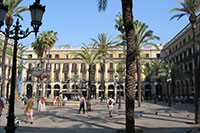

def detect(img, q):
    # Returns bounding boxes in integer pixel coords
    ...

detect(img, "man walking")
[107,96,115,117]
[78,95,85,114]
[24,96,34,124]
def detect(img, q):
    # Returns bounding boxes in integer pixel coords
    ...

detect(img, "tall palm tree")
[15,44,26,101]
[152,59,165,99]
[160,62,192,103]
[73,43,100,111]
[170,0,200,124]
[142,63,153,100]
[115,16,160,107]
[91,33,118,102]
[134,20,159,107]
[159,62,175,105]
[1,0,28,98]
[31,30,58,96]
[97,0,135,132]
[70,73,80,92]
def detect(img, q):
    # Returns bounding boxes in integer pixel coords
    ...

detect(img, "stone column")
[78,63,81,78]
[51,63,54,81]
[96,64,99,81]
[96,64,99,98]
[69,63,72,78]
[105,63,108,80]
[60,63,63,81]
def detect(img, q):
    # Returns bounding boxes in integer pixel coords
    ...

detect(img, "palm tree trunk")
[136,55,141,107]
[192,21,200,124]
[121,0,135,132]
[87,65,92,111]
[40,56,45,97]
[100,62,105,102]
[1,35,9,98]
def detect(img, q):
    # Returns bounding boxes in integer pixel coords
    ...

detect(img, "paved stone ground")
[0,99,200,133]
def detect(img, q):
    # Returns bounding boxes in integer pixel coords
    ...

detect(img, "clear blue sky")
[2,0,190,47]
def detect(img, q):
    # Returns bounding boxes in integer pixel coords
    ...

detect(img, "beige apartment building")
[21,45,162,100]
[0,33,14,99]
[161,18,200,98]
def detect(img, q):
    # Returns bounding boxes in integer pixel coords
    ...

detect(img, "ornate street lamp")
[0,0,45,132]
[154,81,158,104]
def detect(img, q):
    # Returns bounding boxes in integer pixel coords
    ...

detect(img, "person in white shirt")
[63,96,68,106]
[107,96,115,117]
[78,95,86,114]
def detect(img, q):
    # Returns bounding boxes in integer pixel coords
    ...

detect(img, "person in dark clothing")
[78,95,85,114]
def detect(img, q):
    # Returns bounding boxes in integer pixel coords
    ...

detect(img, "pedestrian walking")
[153,95,157,104]
[0,96,5,119]
[24,96,34,124]
[78,95,85,114]
[107,96,115,117]
[63,96,68,106]
[57,95,62,106]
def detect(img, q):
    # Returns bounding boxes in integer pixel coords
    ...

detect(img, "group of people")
[78,95,115,117]
[53,95,64,106]
[0,94,117,126]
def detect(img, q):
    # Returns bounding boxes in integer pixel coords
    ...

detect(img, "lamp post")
[0,1,45,132]
[154,81,158,104]
[167,78,171,106]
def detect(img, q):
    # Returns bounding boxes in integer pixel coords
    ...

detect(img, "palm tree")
[31,30,58,96]
[142,63,153,100]
[1,0,28,98]
[134,20,159,107]
[115,17,160,107]
[170,0,200,124]
[152,59,165,99]
[70,73,80,92]
[15,44,26,101]
[159,62,175,105]
[160,62,192,103]
[73,44,100,111]
[91,33,118,102]
[97,0,135,132]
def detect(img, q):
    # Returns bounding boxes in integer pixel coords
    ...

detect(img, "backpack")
[109,99,112,105]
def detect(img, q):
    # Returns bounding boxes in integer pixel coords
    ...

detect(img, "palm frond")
[97,0,107,12]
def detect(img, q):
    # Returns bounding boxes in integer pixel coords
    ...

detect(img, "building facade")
[0,33,14,98]
[21,45,162,100]
[161,18,200,99]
